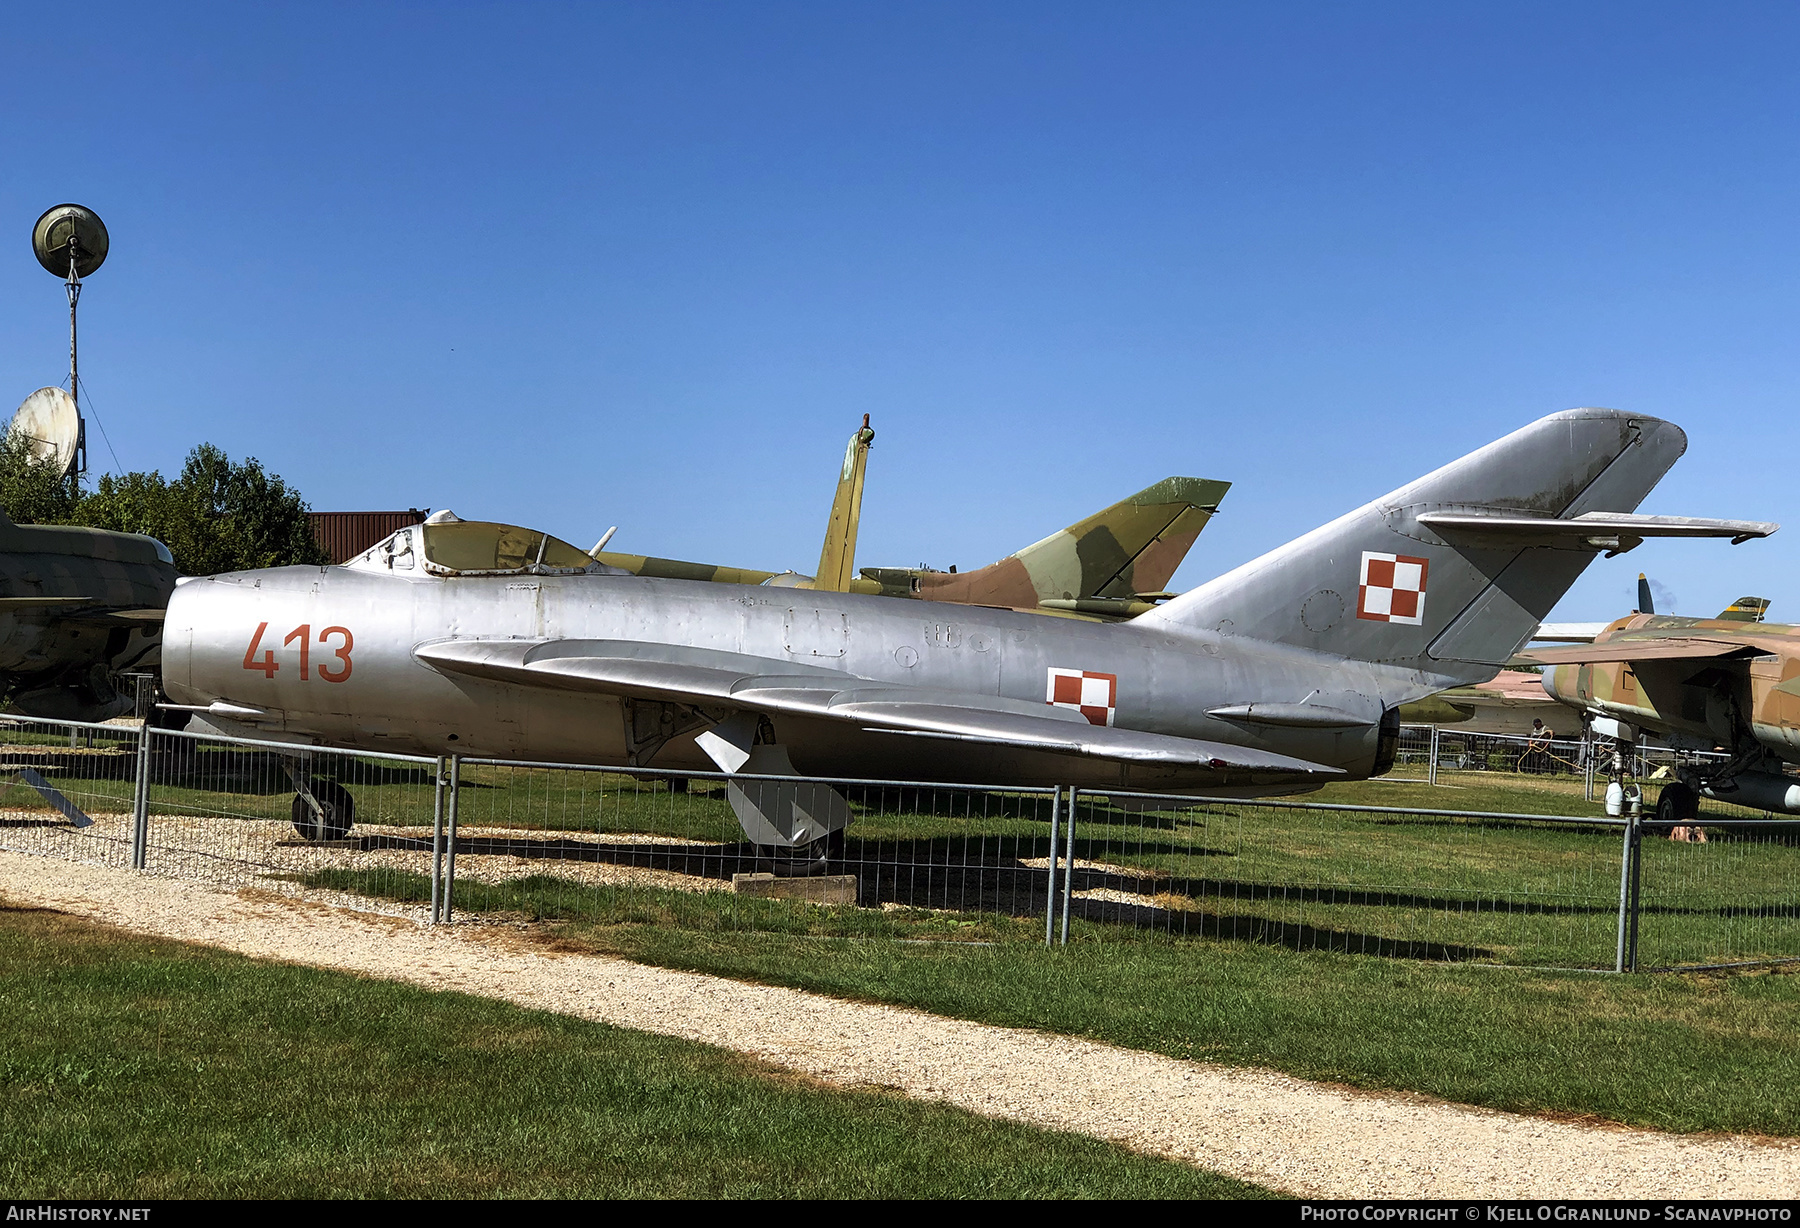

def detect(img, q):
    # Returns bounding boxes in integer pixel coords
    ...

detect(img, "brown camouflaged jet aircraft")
[0,507,175,721]
[1520,584,1800,821]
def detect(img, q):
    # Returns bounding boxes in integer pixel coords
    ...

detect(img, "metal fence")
[1395,724,1731,799]
[0,713,1792,972]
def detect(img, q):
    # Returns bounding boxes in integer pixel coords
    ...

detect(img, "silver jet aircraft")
[159,409,1770,860]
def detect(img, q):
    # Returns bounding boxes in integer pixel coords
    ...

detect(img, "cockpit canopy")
[345,512,619,577]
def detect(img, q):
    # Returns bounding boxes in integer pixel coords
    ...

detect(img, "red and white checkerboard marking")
[1357,551,1429,624]
[1047,668,1117,727]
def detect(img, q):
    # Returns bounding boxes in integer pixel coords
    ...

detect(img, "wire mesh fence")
[139,727,443,908]
[0,713,1793,970]
[1403,724,1734,786]
[1427,728,1589,780]
[432,762,1064,940]
[1060,790,1631,967]
[0,715,142,871]
[1632,817,1800,971]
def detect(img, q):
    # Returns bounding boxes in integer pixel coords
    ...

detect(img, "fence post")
[1044,787,1060,946]
[443,754,461,922]
[1060,786,1076,945]
[1428,726,1440,786]
[1613,809,1643,972]
[1627,810,1643,973]
[430,756,447,924]
[130,676,153,871]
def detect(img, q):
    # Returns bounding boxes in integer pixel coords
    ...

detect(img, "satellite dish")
[32,204,108,279]
[9,388,81,477]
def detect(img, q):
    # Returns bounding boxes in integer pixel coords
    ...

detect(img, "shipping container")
[309,510,428,564]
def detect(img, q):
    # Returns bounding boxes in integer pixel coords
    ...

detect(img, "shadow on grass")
[1062,894,1494,961]
[293,825,1516,960]
[0,747,136,780]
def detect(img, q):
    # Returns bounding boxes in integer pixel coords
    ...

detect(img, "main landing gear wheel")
[757,828,845,878]
[292,780,356,841]
[1655,781,1699,824]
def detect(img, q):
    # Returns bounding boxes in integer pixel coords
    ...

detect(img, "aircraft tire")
[291,780,356,841]
[1655,781,1699,825]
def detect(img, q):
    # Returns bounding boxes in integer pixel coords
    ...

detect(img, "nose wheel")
[291,779,356,841]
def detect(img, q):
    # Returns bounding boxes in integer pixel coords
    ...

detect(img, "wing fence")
[0,714,1791,971]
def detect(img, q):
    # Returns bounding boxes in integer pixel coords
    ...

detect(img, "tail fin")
[1137,410,1691,682]
[1717,596,1770,622]
[811,415,876,592]
[1053,476,1230,600]
[867,476,1229,612]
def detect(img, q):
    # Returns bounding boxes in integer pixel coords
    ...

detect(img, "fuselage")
[0,519,176,720]
[162,562,1421,791]
[1543,614,1800,764]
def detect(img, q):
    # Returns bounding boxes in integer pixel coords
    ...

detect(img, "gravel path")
[2,849,1795,1199]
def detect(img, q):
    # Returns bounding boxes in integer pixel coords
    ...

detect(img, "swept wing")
[414,637,1341,778]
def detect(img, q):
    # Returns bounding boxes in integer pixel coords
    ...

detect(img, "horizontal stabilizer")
[417,638,1342,780]
[1416,511,1778,553]
[1515,637,1772,666]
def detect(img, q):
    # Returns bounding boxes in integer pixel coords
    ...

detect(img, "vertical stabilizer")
[1717,596,1771,622]
[866,476,1229,613]
[1138,410,1690,684]
[811,415,876,592]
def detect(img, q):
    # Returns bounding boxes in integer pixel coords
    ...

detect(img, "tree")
[0,441,330,576]
[0,432,79,525]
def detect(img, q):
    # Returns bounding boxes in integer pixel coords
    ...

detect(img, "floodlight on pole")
[31,204,108,486]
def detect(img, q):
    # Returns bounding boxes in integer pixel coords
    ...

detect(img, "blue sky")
[0,3,1795,620]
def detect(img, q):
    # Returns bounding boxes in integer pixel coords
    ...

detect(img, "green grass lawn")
[0,902,1271,1200]
[295,868,1800,1138]
[8,728,1800,1145]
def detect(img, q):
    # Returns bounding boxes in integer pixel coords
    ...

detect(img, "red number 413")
[243,622,353,682]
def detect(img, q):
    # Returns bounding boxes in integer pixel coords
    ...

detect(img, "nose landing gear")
[283,756,356,841]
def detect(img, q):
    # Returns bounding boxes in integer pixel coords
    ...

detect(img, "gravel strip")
[1,849,1794,1199]
[0,809,734,897]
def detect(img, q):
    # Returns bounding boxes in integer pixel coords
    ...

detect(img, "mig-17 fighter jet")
[159,409,1770,864]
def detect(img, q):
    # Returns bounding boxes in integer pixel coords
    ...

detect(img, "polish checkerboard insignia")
[1047,668,1117,727]
[1357,551,1429,625]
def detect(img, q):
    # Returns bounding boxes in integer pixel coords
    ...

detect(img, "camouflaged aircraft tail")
[1137,410,1691,687]
[860,476,1229,615]
[1717,596,1771,622]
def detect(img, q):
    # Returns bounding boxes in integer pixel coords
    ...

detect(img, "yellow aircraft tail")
[809,414,876,592]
